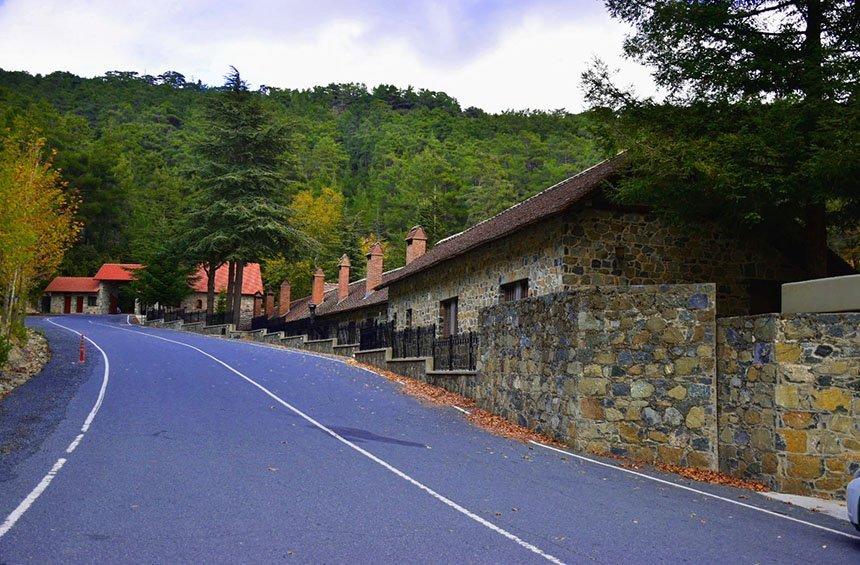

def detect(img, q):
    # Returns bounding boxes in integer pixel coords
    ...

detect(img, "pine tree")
[583,0,858,277]
[186,67,298,325]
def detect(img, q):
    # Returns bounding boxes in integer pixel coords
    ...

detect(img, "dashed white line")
[96,322,566,564]
[529,441,860,541]
[0,318,110,539]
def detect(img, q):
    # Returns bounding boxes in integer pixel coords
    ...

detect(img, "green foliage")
[132,244,196,307]
[0,68,602,290]
[584,0,859,275]
[0,334,10,367]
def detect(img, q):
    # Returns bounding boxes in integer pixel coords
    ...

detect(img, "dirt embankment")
[1,329,50,400]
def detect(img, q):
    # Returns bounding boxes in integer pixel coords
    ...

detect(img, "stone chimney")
[252,292,263,318]
[264,291,275,317]
[311,267,325,305]
[366,243,384,295]
[338,254,351,302]
[405,225,428,265]
[278,280,291,316]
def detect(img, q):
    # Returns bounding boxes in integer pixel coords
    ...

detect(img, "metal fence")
[359,320,393,350]
[432,331,478,371]
[392,325,436,359]
[337,321,358,345]
[145,307,233,326]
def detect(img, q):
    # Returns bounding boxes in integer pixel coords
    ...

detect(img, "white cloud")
[0,0,657,112]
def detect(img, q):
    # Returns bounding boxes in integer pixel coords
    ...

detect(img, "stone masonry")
[388,215,567,332]
[478,284,718,469]
[388,201,806,339]
[717,312,859,499]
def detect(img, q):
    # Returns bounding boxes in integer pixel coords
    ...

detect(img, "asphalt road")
[1,315,857,563]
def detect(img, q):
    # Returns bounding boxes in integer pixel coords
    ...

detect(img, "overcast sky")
[0,0,656,113]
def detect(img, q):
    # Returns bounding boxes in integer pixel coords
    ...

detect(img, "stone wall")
[387,214,567,333]
[386,202,805,337]
[49,294,100,314]
[478,284,718,468]
[561,205,805,317]
[717,312,859,499]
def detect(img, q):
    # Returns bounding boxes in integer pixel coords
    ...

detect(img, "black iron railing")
[392,325,436,358]
[433,331,478,371]
[337,321,358,345]
[145,307,232,326]
[359,320,394,350]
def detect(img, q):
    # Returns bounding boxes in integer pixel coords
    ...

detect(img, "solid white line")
[119,323,860,543]
[0,318,111,539]
[530,441,860,541]
[97,322,565,564]
[452,406,471,415]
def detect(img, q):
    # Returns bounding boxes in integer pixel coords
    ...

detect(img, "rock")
[578,377,608,395]
[667,385,687,400]
[774,342,802,363]
[786,454,823,480]
[631,380,654,399]
[642,407,662,426]
[685,406,706,429]
[813,388,850,411]
[663,407,683,426]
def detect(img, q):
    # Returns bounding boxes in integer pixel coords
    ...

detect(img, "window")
[405,308,413,328]
[87,296,97,307]
[196,299,203,310]
[501,279,529,302]
[440,297,458,337]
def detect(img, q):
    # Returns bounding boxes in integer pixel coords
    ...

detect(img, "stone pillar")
[366,243,384,294]
[265,291,275,316]
[278,280,291,316]
[338,254,351,302]
[311,268,325,305]
[405,225,428,265]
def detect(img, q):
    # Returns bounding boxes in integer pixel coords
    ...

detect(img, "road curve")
[0,315,857,563]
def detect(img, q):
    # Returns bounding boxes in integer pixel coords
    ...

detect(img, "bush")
[0,335,11,367]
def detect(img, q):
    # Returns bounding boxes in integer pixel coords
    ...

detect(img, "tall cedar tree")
[186,68,296,324]
[583,0,858,276]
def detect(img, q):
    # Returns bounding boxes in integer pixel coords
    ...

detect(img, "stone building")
[274,244,402,336]
[44,263,142,314]
[380,157,851,334]
[179,263,264,326]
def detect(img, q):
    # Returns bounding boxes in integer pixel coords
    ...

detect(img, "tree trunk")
[805,202,828,278]
[233,262,245,327]
[205,262,217,317]
[225,261,235,315]
[800,1,827,278]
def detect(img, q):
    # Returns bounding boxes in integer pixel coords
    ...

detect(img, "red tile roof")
[381,155,623,288]
[94,263,143,281]
[190,263,264,296]
[45,277,100,293]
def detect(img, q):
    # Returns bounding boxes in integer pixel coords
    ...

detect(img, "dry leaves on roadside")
[346,358,769,493]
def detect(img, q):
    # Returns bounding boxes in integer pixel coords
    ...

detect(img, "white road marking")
[96,322,566,564]
[123,322,860,544]
[452,406,471,415]
[530,441,860,541]
[0,319,111,539]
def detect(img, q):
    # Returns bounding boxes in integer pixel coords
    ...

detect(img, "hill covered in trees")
[0,69,604,296]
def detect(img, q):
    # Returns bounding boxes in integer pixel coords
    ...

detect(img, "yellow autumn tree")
[0,134,80,339]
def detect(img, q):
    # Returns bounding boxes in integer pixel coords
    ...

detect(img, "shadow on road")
[311,425,427,448]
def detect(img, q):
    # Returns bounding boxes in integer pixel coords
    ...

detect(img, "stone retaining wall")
[717,312,859,499]
[303,339,336,355]
[479,284,718,469]
[354,348,388,371]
